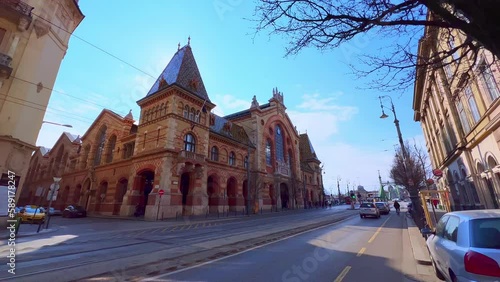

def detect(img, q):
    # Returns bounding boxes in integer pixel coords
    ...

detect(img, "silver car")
[421,210,500,282]
[359,203,380,218]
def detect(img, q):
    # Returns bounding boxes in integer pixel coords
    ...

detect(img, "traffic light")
[350,192,355,199]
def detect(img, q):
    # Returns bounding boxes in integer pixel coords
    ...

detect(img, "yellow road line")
[368,215,392,243]
[356,247,366,257]
[334,266,351,282]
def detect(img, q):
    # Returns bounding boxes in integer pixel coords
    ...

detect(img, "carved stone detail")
[18,17,30,31]
[34,19,49,38]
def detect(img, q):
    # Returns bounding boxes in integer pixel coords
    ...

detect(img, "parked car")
[421,210,500,281]
[375,202,390,215]
[17,206,46,223]
[359,203,380,218]
[62,205,87,218]
[44,207,62,216]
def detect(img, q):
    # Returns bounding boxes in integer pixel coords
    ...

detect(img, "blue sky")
[37,0,425,194]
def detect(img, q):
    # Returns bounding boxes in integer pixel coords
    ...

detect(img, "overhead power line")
[31,12,156,80]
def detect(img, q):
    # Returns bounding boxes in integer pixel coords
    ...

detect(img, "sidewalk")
[405,214,431,265]
[0,223,61,240]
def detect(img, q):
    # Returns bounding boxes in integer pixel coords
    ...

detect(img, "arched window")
[183,105,189,119]
[94,126,107,166]
[229,151,236,166]
[184,133,196,152]
[275,125,285,161]
[211,146,219,161]
[160,103,165,116]
[189,107,195,121]
[106,135,117,163]
[266,139,272,165]
[244,155,249,168]
[195,110,200,123]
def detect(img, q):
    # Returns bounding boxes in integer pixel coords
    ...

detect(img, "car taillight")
[464,251,500,277]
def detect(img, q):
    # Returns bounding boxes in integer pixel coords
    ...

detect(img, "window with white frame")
[210,146,218,161]
[228,151,236,166]
[456,98,471,133]
[478,60,500,102]
[465,86,481,123]
[184,133,195,152]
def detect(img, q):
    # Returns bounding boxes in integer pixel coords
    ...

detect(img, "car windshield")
[375,203,385,208]
[361,203,374,208]
[471,218,500,249]
[24,207,43,213]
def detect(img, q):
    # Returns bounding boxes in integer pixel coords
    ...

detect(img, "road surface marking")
[368,215,392,243]
[161,227,169,232]
[170,226,179,232]
[356,247,366,257]
[334,266,351,282]
[203,223,207,227]
[142,214,357,281]
[136,230,148,235]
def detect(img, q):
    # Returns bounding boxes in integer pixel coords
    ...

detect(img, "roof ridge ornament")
[178,42,180,51]
[188,36,191,46]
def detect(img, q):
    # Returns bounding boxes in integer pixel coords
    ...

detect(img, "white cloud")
[211,94,250,116]
[318,142,394,194]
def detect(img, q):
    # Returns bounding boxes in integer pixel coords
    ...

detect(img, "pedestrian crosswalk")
[108,221,222,239]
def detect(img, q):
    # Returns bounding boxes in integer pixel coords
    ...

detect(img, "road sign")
[159,189,164,197]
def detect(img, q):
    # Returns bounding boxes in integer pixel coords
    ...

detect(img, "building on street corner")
[19,42,325,220]
[413,12,500,211]
[0,0,84,227]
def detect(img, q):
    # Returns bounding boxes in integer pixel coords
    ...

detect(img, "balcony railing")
[179,150,206,162]
[0,53,12,79]
[0,0,33,18]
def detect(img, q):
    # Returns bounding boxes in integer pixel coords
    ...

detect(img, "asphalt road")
[143,210,414,282]
[0,206,359,281]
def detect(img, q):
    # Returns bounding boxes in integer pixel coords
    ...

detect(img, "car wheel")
[430,254,445,280]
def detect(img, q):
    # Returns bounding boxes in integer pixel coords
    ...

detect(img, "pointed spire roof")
[146,43,210,102]
[124,109,133,120]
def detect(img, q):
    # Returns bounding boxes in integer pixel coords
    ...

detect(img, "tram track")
[0,209,356,281]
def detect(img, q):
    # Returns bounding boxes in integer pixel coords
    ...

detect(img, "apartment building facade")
[413,14,500,210]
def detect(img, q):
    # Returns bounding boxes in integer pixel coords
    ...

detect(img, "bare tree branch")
[251,0,500,92]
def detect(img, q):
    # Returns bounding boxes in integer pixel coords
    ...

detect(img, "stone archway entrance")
[227,177,237,211]
[133,170,154,216]
[180,172,191,215]
[82,179,91,211]
[207,175,221,213]
[280,183,290,209]
[114,178,128,215]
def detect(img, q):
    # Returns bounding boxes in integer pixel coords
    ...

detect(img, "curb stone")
[406,215,432,265]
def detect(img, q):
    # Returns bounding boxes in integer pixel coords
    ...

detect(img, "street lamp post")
[46,177,61,229]
[378,96,407,159]
[42,121,73,128]
[379,95,424,227]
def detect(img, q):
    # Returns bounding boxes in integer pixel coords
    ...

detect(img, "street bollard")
[37,221,43,233]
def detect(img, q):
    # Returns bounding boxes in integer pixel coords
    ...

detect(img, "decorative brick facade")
[20,44,325,220]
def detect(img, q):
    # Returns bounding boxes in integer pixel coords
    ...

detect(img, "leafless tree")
[390,141,427,227]
[252,0,500,91]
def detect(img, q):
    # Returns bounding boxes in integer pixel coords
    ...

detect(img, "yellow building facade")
[20,43,325,220]
[413,14,500,210]
[0,0,84,205]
